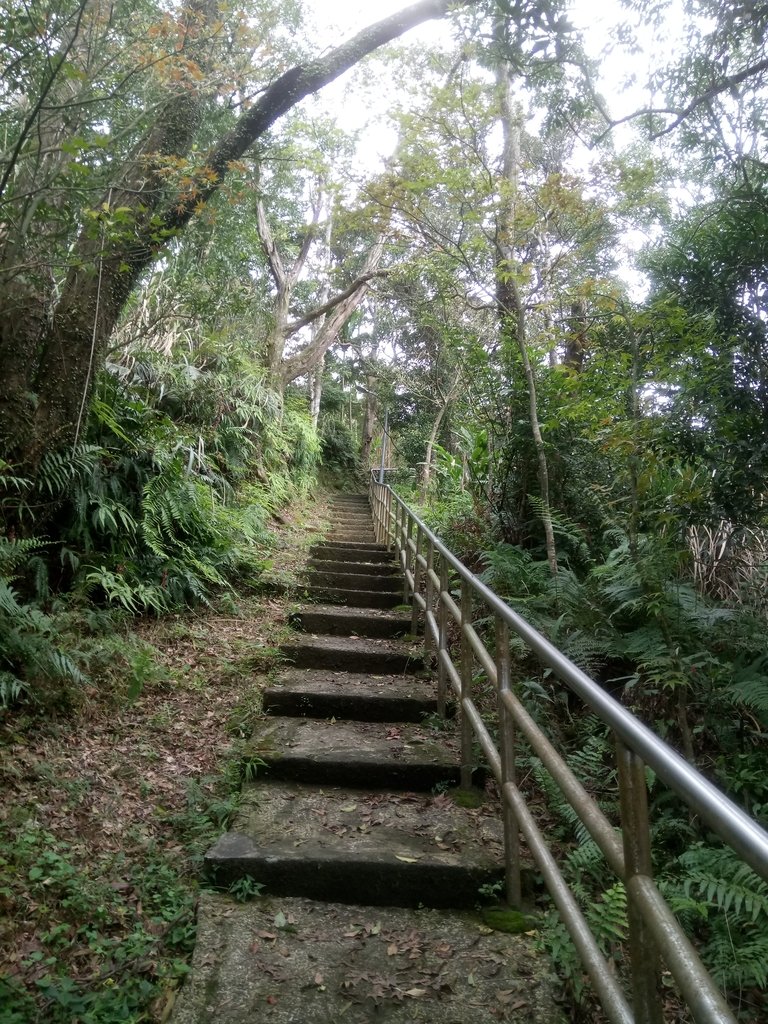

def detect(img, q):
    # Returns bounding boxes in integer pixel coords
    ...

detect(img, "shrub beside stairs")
[170,494,564,1023]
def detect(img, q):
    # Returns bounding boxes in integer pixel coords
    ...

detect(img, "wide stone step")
[305,569,403,593]
[281,634,423,674]
[306,557,400,576]
[310,542,391,560]
[264,668,435,721]
[303,586,403,609]
[170,893,561,1024]
[328,511,373,521]
[206,782,503,907]
[244,717,463,789]
[328,525,372,531]
[289,604,412,638]
[326,532,378,544]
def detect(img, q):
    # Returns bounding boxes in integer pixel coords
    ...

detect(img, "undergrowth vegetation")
[408,440,768,1019]
[0,338,333,1019]
[0,352,322,708]
[0,498,325,1023]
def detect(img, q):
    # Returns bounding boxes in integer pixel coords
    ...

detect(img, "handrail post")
[411,524,422,635]
[460,579,474,790]
[371,481,379,543]
[376,484,384,544]
[616,738,663,1024]
[424,538,435,660]
[403,513,414,605]
[437,555,448,718]
[496,615,522,908]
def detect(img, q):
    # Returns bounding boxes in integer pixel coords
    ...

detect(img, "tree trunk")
[564,297,588,371]
[495,58,558,576]
[361,377,378,469]
[310,356,325,430]
[421,395,451,497]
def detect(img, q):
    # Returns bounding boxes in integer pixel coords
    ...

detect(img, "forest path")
[170,493,564,1023]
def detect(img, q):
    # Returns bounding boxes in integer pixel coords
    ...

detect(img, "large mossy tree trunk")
[0,0,462,489]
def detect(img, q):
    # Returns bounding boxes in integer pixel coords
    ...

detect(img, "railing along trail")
[370,476,768,1024]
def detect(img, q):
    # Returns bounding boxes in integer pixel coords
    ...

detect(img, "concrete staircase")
[170,494,563,1024]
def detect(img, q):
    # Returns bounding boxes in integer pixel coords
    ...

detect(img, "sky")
[298,0,683,143]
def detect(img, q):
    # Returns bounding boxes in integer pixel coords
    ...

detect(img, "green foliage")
[0,538,86,706]
[0,350,323,704]
[3,356,321,624]
[658,845,768,995]
[0,821,195,1023]
[319,418,360,477]
[419,490,496,566]
[227,875,266,902]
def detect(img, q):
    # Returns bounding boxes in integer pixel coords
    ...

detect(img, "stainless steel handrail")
[370,474,768,1024]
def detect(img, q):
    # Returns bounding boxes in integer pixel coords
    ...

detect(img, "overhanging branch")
[285,269,389,336]
[162,0,469,235]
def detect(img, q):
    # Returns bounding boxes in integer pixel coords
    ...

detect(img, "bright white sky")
[299,0,685,154]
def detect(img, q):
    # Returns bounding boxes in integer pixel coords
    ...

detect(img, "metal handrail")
[369,475,768,1024]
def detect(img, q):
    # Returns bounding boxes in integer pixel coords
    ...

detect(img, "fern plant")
[660,844,768,998]
[0,539,86,706]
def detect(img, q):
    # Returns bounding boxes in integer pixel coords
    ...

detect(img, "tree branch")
[281,235,387,383]
[256,198,286,287]
[285,269,388,336]
[595,56,768,143]
[287,196,323,288]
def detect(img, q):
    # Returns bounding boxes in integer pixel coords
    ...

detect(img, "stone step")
[244,716,464,789]
[281,634,423,674]
[289,604,411,638]
[170,893,561,1024]
[310,542,391,560]
[302,586,403,609]
[206,782,503,907]
[326,532,378,543]
[306,557,400,576]
[263,668,437,721]
[327,525,375,536]
[305,569,403,593]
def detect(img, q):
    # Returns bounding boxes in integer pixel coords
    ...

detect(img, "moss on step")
[481,905,537,934]
[450,787,485,809]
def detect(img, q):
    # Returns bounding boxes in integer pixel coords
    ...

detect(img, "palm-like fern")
[0,539,86,705]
